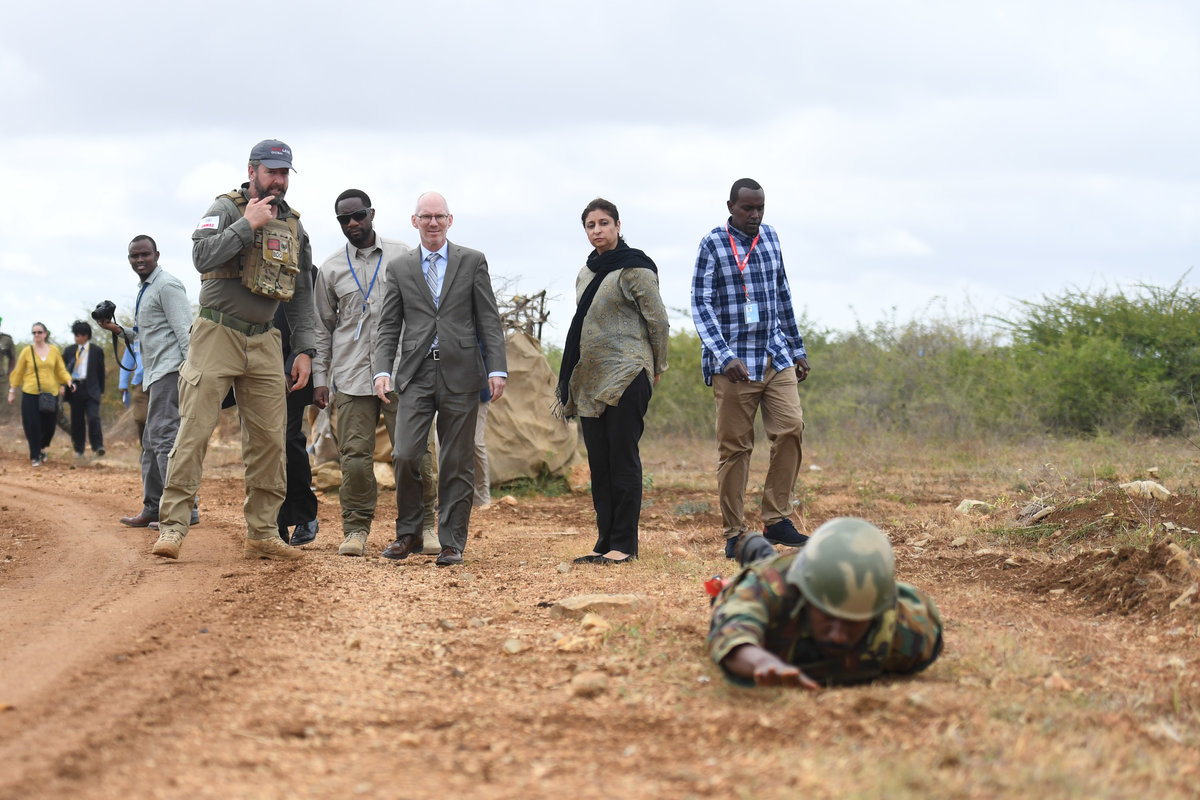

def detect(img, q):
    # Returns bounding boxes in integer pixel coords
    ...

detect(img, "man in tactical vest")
[151,139,318,562]
[708,517,943,689]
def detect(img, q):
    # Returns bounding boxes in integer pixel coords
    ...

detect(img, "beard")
[252,177,286,203]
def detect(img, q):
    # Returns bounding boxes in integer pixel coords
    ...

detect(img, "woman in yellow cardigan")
[8,322,74,466]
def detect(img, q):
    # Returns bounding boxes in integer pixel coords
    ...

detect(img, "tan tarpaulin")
[484,331,580,483]
[312,331,579,490]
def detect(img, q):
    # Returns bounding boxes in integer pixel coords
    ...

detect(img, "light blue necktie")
[425,253,440,308]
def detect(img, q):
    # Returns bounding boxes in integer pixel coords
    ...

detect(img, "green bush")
[1002,279,1200,434]
[544,281,1200,440]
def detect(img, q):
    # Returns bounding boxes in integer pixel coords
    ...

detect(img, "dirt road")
[1,435,1197,799]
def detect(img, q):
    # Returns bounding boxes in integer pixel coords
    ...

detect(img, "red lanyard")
[727,226,760,300]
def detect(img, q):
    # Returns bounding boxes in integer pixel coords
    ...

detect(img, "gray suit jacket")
[374,241,506,394]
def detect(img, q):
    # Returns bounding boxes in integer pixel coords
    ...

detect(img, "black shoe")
[763,518,809,547]
[601,554,637,564]
[96,447,105,457]
[190,507,201,526]
[573,554,604,564]
[278,524,290,544]
[291,519,318,546]
[724,533,741,560]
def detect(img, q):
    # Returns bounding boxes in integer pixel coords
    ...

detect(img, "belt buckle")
[430,349,440,361]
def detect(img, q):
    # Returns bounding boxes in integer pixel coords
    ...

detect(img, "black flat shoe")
[573,554,604,564]
[601,554,637,564]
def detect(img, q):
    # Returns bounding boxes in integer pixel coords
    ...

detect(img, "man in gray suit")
[373,191,507,566]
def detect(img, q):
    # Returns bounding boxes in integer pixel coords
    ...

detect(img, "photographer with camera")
[99,235,195,528]
[64,319,106,458]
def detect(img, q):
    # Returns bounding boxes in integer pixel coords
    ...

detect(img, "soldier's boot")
[338,531,369,557]
[244,536,304,561]
[152,529,186,560]
[421,527,440,555]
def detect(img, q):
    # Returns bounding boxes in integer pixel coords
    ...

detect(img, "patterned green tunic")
[708,552,943,687]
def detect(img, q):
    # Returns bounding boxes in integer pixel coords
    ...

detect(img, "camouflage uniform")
[0,329,15,422]
[708,551,943,687]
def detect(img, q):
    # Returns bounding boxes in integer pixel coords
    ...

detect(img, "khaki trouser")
[420,428,438,530]
[473,399,491,506]
[334,393,438,534]
[159,316,286,541]
[334,391,397,535]
[712,366,804,538]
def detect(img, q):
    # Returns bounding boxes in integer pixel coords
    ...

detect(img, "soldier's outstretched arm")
[722,644,820,690]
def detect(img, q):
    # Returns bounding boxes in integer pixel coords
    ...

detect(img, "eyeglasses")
[335,208,372,225]
[416,214,449,223]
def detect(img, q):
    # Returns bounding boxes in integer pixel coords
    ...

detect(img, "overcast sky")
[1,1,1196,354]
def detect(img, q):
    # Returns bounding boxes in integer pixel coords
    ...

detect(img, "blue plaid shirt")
[691,220,806,385]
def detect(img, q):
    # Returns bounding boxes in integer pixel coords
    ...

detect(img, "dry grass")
[2,420,1199,799]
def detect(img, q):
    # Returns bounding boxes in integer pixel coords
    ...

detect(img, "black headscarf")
[555,240,658,418]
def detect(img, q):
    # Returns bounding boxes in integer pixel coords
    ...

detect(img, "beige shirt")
[566,265,669,418]
[313,235,412,395]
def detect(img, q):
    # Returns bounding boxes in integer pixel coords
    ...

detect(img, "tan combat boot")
[421,527,441,555]
[338,531,368,557]
[151,529,186,559]
[244,537,304,561]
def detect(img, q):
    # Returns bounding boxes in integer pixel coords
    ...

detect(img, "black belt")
[199,307,274,336]
[425,349,440,361]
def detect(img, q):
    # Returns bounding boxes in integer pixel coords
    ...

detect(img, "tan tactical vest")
[201,191,301,301]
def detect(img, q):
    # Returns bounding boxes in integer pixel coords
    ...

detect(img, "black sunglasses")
[336,208,372,225]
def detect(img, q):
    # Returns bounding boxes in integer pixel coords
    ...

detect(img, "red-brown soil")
[1,426,1197,799]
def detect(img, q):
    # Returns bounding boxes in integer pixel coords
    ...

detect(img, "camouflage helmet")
[785,517,896,621]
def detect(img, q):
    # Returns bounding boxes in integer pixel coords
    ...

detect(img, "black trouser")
[67,383,103,454]
[276,386,317,532]
[20,392,57,460]
[580,370,651,557]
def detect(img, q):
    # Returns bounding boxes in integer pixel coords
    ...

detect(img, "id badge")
[353,303,370,341]
[744,301,760,324]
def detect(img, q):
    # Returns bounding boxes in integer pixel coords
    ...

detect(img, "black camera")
[91,300,116,323]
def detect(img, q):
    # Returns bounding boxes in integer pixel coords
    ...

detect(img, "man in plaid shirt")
[691,178,811,559]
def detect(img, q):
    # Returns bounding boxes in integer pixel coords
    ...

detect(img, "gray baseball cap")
[249,139,294,170]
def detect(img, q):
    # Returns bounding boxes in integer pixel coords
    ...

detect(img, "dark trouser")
[277,384,317,531]
[142,373,181,514]
[580,370,651,557]
[393,359,478,552]
[20,392,57,460]
[67,385,103,454]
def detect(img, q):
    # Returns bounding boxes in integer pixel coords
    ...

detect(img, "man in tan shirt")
[313,189,437,557]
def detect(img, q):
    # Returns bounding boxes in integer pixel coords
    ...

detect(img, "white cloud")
[0,0,1197,351]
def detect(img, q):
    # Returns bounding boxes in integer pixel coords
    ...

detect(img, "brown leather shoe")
[435,546,463,567]
[380,533,422,561]
[120,511,158,528]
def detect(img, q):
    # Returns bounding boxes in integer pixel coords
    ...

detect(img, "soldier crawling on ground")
[707,517,943,689]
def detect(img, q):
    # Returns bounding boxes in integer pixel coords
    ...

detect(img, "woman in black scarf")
[556,199,669,564]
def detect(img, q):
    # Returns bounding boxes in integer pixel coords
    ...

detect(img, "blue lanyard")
[119,282,148,372]
[346,244,383,314]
